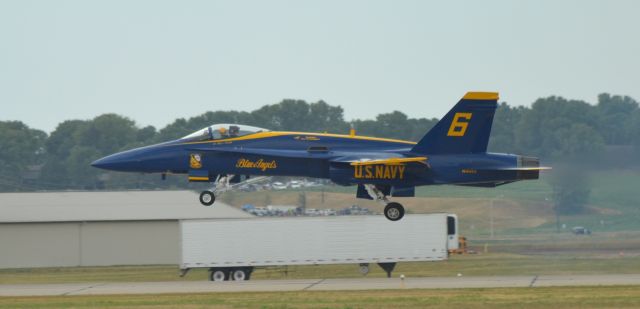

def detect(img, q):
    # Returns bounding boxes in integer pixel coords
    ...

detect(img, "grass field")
[2,252,639,284]
[2,286,640,308]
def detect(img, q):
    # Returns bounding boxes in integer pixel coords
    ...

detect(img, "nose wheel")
[384,202,405,221]
[199,190,215,206]
[198,174,273,207]
[198,174,231,207]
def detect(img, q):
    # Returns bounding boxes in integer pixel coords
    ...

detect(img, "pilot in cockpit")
[218,127,229,139]
[229,125,240,138]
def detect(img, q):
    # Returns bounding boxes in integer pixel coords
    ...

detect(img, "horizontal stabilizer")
[477,167,552,171]
[457,181,515,188]
[473,166,550,181]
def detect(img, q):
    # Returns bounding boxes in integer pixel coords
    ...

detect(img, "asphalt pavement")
[2,274,640,296]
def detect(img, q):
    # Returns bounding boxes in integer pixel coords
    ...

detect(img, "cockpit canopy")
[181,124,269,142]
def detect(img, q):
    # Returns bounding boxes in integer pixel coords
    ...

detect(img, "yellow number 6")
[447,113,472,137]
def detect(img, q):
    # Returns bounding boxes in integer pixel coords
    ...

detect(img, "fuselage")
[91,92,545,221]
[91,130,529,188]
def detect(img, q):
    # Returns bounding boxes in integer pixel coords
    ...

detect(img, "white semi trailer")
[180,214,458,281]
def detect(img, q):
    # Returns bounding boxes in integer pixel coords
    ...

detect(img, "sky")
[1,0,639,133]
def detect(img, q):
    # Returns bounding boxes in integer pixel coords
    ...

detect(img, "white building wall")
[80,221,178,266]
[0,221,179,269]
[0,191,251,269]
[0,223,81,268]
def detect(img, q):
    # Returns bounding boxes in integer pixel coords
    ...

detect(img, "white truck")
[180,214,458,281]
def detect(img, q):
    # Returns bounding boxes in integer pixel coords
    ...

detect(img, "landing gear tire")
[199,191,215,206]
[384,202,404,221]
[231,268,249,281]
[210,269,227,282]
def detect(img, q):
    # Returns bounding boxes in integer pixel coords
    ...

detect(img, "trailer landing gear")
[377,262,397,278]
[359,262,397,278]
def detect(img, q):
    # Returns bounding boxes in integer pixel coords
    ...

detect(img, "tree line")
[1,94,639,192]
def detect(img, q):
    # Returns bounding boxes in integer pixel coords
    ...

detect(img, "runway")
[2,274,640,296]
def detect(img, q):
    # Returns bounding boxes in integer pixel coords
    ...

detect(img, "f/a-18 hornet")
[92,92,548,221]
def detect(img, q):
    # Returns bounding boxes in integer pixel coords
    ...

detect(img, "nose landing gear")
[198,174,232,207]
[198,175,271,207]
[199,191,215,206]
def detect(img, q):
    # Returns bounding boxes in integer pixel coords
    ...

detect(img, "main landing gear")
[364,184,405,221]
[384,202,405,221]
[199,175,270,207]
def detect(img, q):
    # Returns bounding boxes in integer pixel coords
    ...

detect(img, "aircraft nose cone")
[91,149,145,171]
[90,157,106,168]
[90,156,116,169]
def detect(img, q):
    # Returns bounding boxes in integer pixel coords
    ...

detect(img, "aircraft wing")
[463,166,551,184]
[478,167,552,171]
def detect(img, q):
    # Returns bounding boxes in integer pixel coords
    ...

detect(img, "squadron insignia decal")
[190,154,202,169]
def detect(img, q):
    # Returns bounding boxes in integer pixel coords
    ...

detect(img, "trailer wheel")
[231,268,249,281]
[210,269,227,282]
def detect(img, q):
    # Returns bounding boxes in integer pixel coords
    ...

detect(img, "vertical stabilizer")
[411,92,498,154]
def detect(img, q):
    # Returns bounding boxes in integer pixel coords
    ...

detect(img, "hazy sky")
[1,0,639,133]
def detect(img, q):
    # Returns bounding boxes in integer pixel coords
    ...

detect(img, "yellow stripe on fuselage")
[181,131,417,146]
[188,176,209,181]
[350,157,428,166]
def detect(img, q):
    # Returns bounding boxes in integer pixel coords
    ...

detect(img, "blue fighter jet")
[92,92,548,221]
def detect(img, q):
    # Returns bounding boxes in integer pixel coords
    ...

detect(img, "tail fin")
[412,92,498,154]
